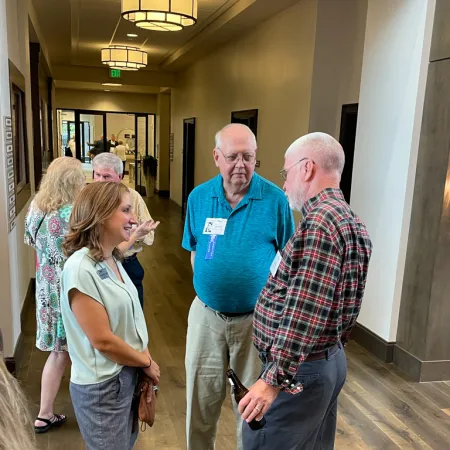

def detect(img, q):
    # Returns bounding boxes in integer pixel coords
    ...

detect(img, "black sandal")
[34,414,67,434]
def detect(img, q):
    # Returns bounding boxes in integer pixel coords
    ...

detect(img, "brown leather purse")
[133,372,158,431]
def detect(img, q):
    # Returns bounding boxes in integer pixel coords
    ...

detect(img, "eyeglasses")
[216,148,256,165]
[280,158,315,181]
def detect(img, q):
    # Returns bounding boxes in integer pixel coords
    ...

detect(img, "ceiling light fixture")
[102,83,123,87]
[104,90,111,92]
[101,45,148,71]
[121,0,198,32]
[127,33,138,37]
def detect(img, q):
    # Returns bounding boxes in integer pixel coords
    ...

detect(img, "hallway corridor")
[17,197,450,450]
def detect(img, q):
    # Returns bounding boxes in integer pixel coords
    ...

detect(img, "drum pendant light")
[121,0,198,32]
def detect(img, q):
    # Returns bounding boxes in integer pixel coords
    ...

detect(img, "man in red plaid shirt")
[238,132,372,449]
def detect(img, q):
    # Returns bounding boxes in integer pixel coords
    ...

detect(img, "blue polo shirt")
[182,173,295,313]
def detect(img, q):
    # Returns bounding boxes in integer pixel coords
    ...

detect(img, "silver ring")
[255,407,261,413]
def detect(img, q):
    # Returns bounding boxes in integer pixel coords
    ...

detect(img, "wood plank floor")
[18,196,450,449]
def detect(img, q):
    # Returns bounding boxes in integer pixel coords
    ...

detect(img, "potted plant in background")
[143,155,158,197]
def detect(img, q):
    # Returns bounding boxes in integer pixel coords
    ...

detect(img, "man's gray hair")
[215,123,257,149]
[286,132,345,176]
[92,153,123,175]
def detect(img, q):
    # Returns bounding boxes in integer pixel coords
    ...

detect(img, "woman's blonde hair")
[0,359,35,450]
[34,157,85,213]
[63,182,129,262]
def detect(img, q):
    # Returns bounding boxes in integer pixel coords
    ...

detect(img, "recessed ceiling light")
[102,83,122,87]
[104,89,111,92]
[127,33,138,37]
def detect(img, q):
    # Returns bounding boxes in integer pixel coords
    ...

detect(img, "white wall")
[351,0,436,341]
[55,89,157,114]
[309,0,367,138]
[106,113,135,140]
[170,0,318,206]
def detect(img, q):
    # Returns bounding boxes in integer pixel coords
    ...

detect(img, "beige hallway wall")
[308,0,368,138]
[55,89,157,114]
[2,0,51,357]
[170,0,318,206]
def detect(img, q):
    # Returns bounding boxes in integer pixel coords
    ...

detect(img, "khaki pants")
[185,297,260,450]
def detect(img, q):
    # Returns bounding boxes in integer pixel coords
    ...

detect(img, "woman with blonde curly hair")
[60,182,159,450]
[24,156,85,433]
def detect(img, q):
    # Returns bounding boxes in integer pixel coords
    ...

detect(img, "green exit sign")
[109,69,121,79]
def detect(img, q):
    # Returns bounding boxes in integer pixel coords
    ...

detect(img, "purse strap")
[34,213,47,242]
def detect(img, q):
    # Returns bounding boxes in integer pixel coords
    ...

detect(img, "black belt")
[305,343,341,362]
[218,310,254,317]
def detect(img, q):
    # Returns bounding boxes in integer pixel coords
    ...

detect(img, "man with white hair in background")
[238,132,373,450]
[92,153,159,307]
[182,123,295,450]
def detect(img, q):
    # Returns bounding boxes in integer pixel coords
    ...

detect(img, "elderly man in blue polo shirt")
[182,123,295,450]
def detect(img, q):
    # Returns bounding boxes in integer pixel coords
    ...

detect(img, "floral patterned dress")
[24,201,73,352]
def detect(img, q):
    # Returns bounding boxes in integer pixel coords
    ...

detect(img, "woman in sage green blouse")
[60,182,160,450]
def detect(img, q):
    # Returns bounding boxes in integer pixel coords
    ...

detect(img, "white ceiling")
[31,0,300,92]
[32,0,236,68]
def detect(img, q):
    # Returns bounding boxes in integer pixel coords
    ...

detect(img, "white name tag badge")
[270,251,282,277]
[203,218,228,235]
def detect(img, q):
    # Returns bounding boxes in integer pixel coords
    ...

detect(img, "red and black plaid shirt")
[253,188,372,393]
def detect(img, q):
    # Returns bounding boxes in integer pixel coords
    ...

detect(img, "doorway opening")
[57,109,155,194]
[339,103,358,203]
[182,118,196,217]
[231,109,258,137]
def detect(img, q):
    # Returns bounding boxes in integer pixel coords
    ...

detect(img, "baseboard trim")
[350,322,395,363]
[157,190,170,198]
[5,278,35,376]
[5,333,24,376]
[21,278,35,329]
[393,345,450,382]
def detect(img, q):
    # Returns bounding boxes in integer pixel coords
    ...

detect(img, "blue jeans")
[122,254,144,307]
[70,367,138,450]
[242,343,347,450]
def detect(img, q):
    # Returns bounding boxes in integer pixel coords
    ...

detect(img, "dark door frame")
[29,42,42,187]
[57,108,156,163]
[338,103,359,203]
[73,110,107,161]
[231,109,258,138]
[182,117,196,217]
[47,77,54,162]
[134,113,149,193]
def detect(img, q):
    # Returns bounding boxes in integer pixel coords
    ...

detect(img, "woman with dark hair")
[60,182,160,450]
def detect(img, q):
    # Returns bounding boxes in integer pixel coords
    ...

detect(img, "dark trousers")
[243,343,347,450]
[122,254,144,307]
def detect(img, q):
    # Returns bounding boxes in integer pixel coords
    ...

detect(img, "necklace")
[104,256,124,283]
